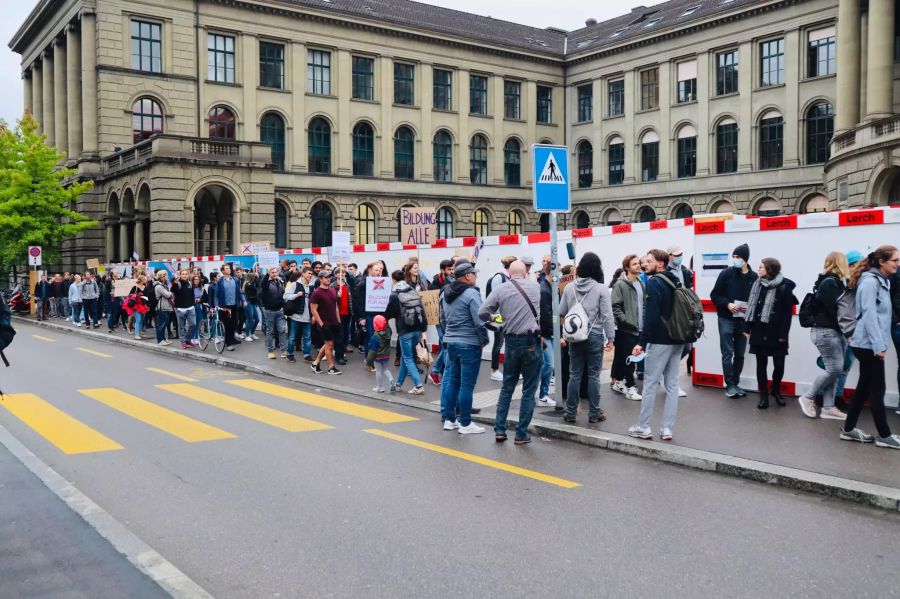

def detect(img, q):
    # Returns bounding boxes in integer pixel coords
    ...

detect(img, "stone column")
[42,48,55,147]
[66,23,83,160]
[119,220,130,262]
[23,71,33,115]
[134,217,145,260]
[836,0,862,130]
[32,61,43,131]
[105,223,116,262]
[80,10,98,156]
[865,0,895,120]
[53,37,68,155]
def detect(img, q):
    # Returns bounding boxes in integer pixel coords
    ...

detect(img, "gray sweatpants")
[637,343,686,431]
[374,360,394,390]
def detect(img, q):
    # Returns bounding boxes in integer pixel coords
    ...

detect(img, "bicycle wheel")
[213,320,226,354]
[198,318,210,351]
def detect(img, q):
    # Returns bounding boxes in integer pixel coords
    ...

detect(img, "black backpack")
[398,288,425,329]
[0,291,15,367]
[486,272,508,297]
[146,280,160,312]
[798,288,818,328]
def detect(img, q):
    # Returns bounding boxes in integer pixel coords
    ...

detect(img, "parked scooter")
[7,284,30,314]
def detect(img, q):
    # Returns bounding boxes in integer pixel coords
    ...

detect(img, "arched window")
[672,204,693,219]
[354,203,377,244]
[608,136,624,185]
[352,122,374,176]
[469,134,488,185]
[604,208,623,226]
[396,204,414,241]
[573,211,590,229]
[507,210,523,235]
[132,98,163,143]
[759,110,784,169]
[716,118,738,174]
[260,112,286,171]
[676,125,697,178]
[539,213,550,232]
[636,206,656,223]
[473,208,490,237]
[308,117,331,174]
[755,197,782,216]
[640,130,659,182]
[310,202,332,247]
[394,126,415,180]
[208,106,236,140]
[433,130,453,182]
[713,199,736,214]
[504,139,521,186]
[437,207,454,239]
[577,141,593,188]
[801,194,829,214]
[274,201,288,248]
[806,103,834,165]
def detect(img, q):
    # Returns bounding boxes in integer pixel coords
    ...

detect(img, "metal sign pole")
[549,212,563,409]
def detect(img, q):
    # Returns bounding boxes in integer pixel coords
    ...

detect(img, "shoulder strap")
[509,279,538,319]
[654,273,680,289]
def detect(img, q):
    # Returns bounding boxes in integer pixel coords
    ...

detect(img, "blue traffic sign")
[532,144,571,213]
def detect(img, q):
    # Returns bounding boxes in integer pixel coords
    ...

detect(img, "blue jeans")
[194,304,204,340]
[155,311,171,343]
[287,320,299,356]
[835,346,855,400]
[244,302,260,337]
[718,316,747,387]
[107,297,122,330]
[71,302,82,324]
[432,325,446,375]
[396,331,423,388]
[134,311,144,335]
[263,308,287,352]
[893,325,900,399]
[540,337,554,398]
[440,342,483,426]
[566,330,605,418]
[287,320,311,357]
[495,335,542,440]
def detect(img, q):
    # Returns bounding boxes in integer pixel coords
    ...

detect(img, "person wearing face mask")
[710,243,758,398]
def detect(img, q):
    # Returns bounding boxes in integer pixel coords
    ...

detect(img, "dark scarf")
[746,274,784,324]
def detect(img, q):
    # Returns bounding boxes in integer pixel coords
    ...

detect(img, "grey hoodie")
[440,281,488,347]
[559,278,615,341]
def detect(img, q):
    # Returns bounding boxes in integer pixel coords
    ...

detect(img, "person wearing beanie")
[710,243,758,398]
[366,315,394,393]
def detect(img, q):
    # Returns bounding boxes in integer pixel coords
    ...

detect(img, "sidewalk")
[18,316,900,509]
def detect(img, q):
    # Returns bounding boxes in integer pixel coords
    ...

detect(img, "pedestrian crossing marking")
[146,368,198,383]
[226,379,418,424]
[158,384,334,433]
[363,429,581,489]
[32,335,55,342]
[79,388,236,443]
[76,347,112,358]
[0,394,123,454]
[538,152,566,184]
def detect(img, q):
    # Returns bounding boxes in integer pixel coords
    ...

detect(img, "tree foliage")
[0,113,96,272]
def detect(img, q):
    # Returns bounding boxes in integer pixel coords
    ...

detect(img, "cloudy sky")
[0,0,666,127]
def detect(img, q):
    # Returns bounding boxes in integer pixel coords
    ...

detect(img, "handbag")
[415,340,433,366]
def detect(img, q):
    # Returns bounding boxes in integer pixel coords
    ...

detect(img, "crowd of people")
[30,242,900,449]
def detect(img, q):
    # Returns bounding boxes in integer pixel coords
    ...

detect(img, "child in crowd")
[366,315,394,393]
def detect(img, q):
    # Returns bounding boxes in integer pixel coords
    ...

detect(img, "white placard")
[331,231,351,263]
[257,251,281,270]
[365,277,391,312]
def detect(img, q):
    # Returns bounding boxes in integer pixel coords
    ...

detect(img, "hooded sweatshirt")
[851,269,892,354]
[559,278,615,342]
[440,280,488,347]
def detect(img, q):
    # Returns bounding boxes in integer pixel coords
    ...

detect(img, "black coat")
[891,272,900,327]
[811,273,845,331]
[746,278,798,355]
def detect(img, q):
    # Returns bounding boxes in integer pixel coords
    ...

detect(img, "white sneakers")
[538,395,556,407]
[458,423,485,434]
[625,387,642,401]
[678,387,688,398]
[820,406,847,420]
[611,381,627,395]
[798,395,817,419]
[442,419,460,431]
[490,371,503,382]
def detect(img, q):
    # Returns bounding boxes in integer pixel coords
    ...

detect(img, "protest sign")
[240,240,271,255]
[113,278,136,297]
[400,207,437,245]
[331,231,351,263]
[257,251,280,270]
[365,277,391,312]
[86,258,100,270]
[418,290,441,325]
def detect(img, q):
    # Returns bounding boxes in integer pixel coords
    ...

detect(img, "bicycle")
[197,303,226,354]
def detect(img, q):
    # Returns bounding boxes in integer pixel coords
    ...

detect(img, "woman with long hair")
[744,258,797,409]
[798,252,850,420]
[841,245,900,448]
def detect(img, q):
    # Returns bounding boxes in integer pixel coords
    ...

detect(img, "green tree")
[0,113,96,273]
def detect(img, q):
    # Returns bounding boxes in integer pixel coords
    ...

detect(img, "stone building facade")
[9,0,900,266]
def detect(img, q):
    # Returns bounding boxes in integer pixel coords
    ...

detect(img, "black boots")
[757,392,769,410]
[772,386,786,407]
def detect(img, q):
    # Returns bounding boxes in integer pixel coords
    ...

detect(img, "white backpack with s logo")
[562,289,593,343]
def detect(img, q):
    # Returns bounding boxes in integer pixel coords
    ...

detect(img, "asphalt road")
[1,325,899,599]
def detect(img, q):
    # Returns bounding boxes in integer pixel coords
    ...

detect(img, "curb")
[17,316,900,512]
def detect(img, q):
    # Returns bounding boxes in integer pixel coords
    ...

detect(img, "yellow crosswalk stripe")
[226,379,417,424]
[146,368,198,382]
[79,388,236,443]
[0,394,123,454]
[157,384,333,432]
[364,429,581,489]
[32,335,55,342]
[76,347,112,358]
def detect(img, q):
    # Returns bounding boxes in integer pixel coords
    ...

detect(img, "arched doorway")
[105,192,120,262]
[871,166,900,206]
[120,188,136,261]
[310,202,333,247]
[136,184,151,259]
[193,185,237,256]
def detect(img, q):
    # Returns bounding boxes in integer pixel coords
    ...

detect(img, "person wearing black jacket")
[798,252,850,420]
[891,269,900,416]
[537,262,555,406]
[743,258,798,410]
[260,267,288,359]
[710,243,758,398]
[171,270,198,348]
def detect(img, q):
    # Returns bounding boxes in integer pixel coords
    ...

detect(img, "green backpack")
[654,274,704,344]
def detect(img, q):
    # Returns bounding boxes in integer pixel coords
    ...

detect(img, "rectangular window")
[677,136,697,178]
[716,123,738,174]
[608,79,624,117]
[807,28,836,77]
[352,56,374,100]
[640,68,659,110]
[641,142,658,182]
[259,42,284,89]
[608,143,624,185]
[131,20,162,73]
[394,63,415,105]
[207,33,235,83]
[504,80,521,119]
[537,85,552,124]
[577,84,593,122]
[676,61,697,103]
[760,39,785,86]
[760,116,784,169]
[469,74,487,115]
[307,49,331,95]
[716,50,739,96]
[433,69,453,110]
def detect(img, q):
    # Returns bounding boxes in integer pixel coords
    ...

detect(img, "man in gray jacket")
[479,260,542,444]
[439,260,489,434]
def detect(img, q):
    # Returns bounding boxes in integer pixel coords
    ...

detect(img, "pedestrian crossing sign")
[532,144,571,213]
